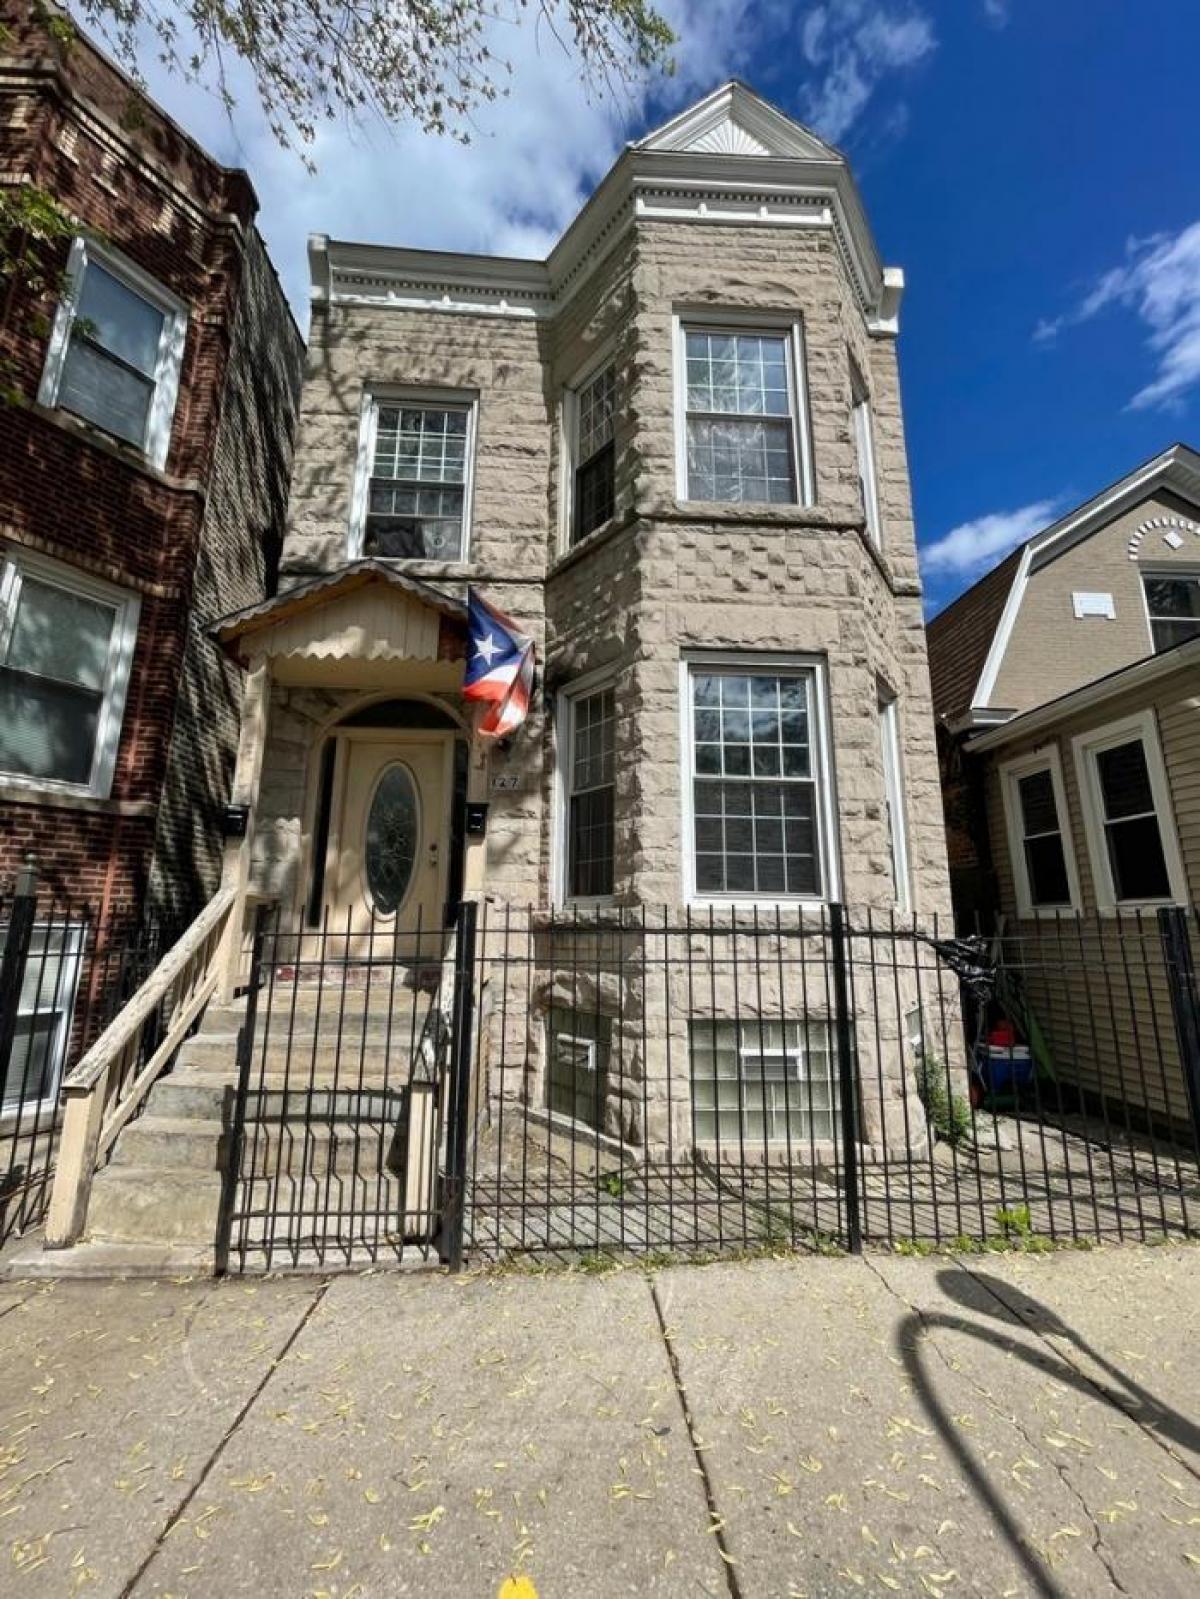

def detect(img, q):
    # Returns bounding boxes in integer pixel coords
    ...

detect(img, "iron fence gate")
[217,900,1200,1271]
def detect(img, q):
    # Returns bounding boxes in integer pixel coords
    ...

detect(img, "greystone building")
[212,82,953,1165]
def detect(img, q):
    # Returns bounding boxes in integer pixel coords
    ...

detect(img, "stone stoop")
[8,981,429,1278]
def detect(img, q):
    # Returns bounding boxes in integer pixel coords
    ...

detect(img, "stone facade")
[251,85,953,1154]
[0,7,303,919]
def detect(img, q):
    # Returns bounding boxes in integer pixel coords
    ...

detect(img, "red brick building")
[0,6,304,927]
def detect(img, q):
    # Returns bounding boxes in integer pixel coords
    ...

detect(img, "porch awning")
[212,562,468,679]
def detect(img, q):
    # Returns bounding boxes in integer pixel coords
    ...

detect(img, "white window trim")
[999,744,1082,918]
[672,310,815,508]
[553,662,618,908]
[558,344,617,554]
[347,385,479,562]
[37,235,188,471]
[679,651,841,909]
[0,922,85,1123]
[878,687,911,913]
[0,547,140,800]
[851,361,882,547]
[1071,710,1188,911]
[1139,567,1200,655]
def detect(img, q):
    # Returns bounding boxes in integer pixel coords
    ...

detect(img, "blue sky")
[128,0,1200,616]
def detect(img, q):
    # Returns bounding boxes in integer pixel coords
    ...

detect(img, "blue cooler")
[975,1043,1035,1096]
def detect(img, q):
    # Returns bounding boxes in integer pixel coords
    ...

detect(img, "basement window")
[546,1007,611,1133]
[690,1019,839,1146]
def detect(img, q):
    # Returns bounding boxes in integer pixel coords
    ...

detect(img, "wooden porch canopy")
[212,561,468,687]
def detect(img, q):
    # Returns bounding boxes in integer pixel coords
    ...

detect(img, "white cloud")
[921,498,1059,581]
[982,0,1011,26]
[799,1,935,143]
[128,0,755,318]
[1035,221,1200,410]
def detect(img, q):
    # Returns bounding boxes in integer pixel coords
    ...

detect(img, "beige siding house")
[928,448,1200,1134]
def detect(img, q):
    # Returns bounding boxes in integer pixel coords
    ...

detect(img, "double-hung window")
[38,238,187,468]
[561,681,616,900]
[1073,713,1185,908]
[851,361,881,545]
[679,323,809,505]
[1143,573,1200,652]
[356,393,475,560]
[1000,748,1079,915]
[568,364,615,544]
[684,661,833,901]
[0,551,139,797]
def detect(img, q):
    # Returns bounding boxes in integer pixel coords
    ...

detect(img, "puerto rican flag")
[462,588,536,738]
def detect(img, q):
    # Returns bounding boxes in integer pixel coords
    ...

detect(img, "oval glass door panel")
[364,764,420,915]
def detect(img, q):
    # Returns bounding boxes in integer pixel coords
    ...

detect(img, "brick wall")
[0,9,301,917]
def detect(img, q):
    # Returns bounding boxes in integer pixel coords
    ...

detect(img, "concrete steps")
[72,973,433,1266]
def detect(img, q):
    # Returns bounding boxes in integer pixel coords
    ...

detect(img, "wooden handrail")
[45,885,240,1249]
[63,887,236,1094]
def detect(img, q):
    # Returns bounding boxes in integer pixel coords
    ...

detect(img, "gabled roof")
[633,81,838,162]
[213,561,466,655]
[967,632,1200,753]
[926,443,1200,724]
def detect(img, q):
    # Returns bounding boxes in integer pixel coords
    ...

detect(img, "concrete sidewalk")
[1,1247,1198,1597]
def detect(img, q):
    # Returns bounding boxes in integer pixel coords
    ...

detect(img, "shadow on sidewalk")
[894,1265,1200,1599]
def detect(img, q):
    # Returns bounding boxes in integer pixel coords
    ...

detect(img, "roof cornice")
[315,132,897,333]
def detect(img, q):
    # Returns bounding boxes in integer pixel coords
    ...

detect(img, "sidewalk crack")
[120,1278,330,1598]
[648,1273,741,1599]
[864,1255,1128,1596]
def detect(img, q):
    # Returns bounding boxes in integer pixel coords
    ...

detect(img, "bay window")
[678,322,810,505]
[568,363,615,544]
[684,660,834,902]
[561,680,616,900]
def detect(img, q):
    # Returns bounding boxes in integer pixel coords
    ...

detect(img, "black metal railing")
[0,868,181,1246]
[220,903,468,1272]
[217,898,1200,1272]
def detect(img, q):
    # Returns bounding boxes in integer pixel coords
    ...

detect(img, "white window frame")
[851,360,881,547]
[1,922,85,1123]
[999,745,1082,918]
[1139,568,1200,655]
[553,663,618,907]
[558,345,617,553]
[877,686,911,913]
[679,652,840,908]
[0,547,140,799]
[672,311,814,507]
[348,385,479,562]
[1071,710,1187,911]
[37,235,188,471]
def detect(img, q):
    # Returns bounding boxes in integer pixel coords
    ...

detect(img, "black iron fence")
[220,899,1200,1271]
[0,870,180,1245]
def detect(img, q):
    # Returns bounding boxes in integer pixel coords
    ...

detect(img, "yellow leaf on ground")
[498,1578,539,1599]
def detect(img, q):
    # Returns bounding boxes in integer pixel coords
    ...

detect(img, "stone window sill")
[0,777,157,819]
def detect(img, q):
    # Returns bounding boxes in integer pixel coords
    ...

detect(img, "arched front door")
[323,731,453,958]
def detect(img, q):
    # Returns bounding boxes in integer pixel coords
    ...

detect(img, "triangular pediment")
[636,82,836,162]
